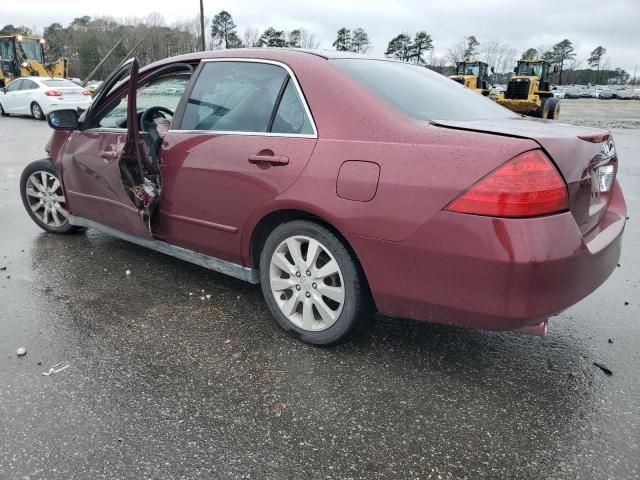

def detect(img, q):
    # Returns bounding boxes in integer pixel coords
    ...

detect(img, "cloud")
[3,0,639,72]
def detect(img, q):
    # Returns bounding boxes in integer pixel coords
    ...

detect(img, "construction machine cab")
[0,34,66,87]
[450,61,492,96]
[514,60,552,91]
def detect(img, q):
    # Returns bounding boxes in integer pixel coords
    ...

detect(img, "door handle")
[248,154,289,166]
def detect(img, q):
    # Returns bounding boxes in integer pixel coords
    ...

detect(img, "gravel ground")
[0,106,638,479]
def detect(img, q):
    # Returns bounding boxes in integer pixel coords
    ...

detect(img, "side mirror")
[47,109,79,130]
[0,87,6,94]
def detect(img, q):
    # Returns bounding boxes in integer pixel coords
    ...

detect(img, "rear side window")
[180,61,314,135]
[22,79,38,90]
[271,80,314,135]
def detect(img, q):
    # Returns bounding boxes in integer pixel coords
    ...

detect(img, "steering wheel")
[141,106,174,144]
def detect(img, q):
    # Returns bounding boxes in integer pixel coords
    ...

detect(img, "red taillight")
[45,90,63,97]
[446,149,569,218]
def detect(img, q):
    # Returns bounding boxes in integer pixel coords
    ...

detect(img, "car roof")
[143,48,392,71]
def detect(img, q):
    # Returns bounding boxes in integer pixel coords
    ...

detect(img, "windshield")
[458,64,480,76]
[517,63,544,77]
[332,59,515,121]
[18,39,44,63]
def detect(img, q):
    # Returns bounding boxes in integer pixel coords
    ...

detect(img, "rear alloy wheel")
[20,160,83,234]
[260,220,371,345]
[31,102,44,120]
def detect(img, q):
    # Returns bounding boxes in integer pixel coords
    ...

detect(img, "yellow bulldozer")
[495,60,560,119]
[450,61,493,96]
[0,34,68,87]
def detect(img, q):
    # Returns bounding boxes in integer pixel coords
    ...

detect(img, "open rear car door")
[60,58,160,239]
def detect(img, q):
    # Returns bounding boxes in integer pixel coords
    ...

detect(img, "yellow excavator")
[0,34,68,87]
[450,61,492,96]
[495,60,560,119]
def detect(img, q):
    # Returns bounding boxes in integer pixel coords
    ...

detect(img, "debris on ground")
[125,270,131,276]
[41,363,70,376]
[273,402,288,417]
[200,296,205,300]
[593,362,613,376]
[0,266,6,271]
[189,292,193,296]
[16,347,26,356]
[624,301,629,306]
[608,338,614,344]
[224,339,231,345]
[206,294,211,299]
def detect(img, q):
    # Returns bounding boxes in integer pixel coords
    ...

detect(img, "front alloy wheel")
[260,220,371,345]
[20,159,83,234]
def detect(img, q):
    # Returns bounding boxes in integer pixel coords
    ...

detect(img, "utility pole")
[199,0,206,51]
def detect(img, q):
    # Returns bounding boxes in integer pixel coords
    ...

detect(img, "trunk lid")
[432,117,618,235]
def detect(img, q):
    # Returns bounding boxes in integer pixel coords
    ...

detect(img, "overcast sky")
[4,0,640,73]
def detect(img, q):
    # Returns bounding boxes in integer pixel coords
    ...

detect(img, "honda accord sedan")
[20,49,626,345]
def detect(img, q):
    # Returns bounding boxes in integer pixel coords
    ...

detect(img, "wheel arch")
[246,207,370,289]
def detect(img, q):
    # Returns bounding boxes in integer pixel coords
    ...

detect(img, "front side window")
[6,79,22,92]
[180,61,313,134]
[98,74,191,128]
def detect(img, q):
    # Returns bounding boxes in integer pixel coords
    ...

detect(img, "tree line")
[0,11,634,85]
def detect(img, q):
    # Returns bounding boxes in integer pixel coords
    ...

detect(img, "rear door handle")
[248,154,289,166]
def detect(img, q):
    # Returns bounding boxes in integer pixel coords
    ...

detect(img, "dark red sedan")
[20,49,626,345]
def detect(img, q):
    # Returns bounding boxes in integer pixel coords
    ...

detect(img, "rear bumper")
[350,181,626,331]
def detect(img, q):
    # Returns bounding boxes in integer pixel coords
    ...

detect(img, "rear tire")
[20,159,84,234]
[547,97,561,120]
[31,102,45,120]
[259,220,372,345]
[0,101,7,117]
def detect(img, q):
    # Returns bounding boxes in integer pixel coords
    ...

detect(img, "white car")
[0,77,92,120]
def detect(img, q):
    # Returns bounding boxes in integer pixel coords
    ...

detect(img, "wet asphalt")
[0,106,639,479]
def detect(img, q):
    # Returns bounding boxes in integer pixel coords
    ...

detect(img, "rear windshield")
[332,59,516,121]
[41,79,78,88]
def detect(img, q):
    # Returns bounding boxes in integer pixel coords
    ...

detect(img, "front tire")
[31,102,45,120]
[0,101,7,116]
[259,220,372,345]
[20,159,83,234]
[547,97,561,120]
[535,98,550,118]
